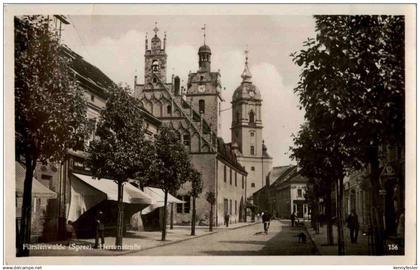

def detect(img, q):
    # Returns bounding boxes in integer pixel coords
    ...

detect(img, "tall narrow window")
[183,134,190,146]
[167,105,172,115]
[224,165,227,182]
[235,172,237,186]
[249,110,255,123]
[199,99,205,114]
[229,168,232,185]
[152,60,159,72]
[235,200,237,215]
[250,146,255,155]
[242,176,244,189]
[236,112,240,123]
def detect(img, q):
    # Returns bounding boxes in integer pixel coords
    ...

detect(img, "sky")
[61,15,316,166]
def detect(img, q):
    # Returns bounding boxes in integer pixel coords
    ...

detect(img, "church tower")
[186,25,222,135]
[231,49,272,196]
[144,22,167,88]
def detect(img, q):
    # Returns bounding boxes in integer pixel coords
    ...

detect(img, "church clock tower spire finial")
[153,21,159,36]
[241,46,252,82]
[201,24,206,45]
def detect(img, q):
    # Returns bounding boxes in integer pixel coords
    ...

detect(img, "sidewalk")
[29,222,256,256]
[304,221,370,255]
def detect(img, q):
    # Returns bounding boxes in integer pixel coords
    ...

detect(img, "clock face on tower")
[249,90,255,97]
[198,85,206,93]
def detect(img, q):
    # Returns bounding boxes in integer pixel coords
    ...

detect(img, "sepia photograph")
[3,3,416,266]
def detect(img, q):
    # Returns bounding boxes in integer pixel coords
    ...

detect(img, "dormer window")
[152,60,159,73]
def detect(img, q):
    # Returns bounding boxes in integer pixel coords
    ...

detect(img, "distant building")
[253,165,309,219]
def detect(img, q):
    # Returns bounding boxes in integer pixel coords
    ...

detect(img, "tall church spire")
[241,47,252,83]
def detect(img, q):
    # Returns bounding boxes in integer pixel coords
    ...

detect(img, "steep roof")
[217,138,247,174]
[60,45,116,95]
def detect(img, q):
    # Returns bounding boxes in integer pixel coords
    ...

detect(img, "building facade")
[253,165,309,219]
[133,26,247,226]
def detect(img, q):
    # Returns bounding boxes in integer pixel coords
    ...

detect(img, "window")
[153,77,157,83]
[41,174,52,180]
[236,112,240,123]
[183,134,190,146]
[251,166,255,171]
[249,110,255,123]
[250,146,255,155]
[199,99,205,114]
[177,201,183,213]
[183,195,191,213]
[200,75,204,81]
[297,189,302,198]
[229,168,232,185]
[90,95,95,102]
[229,199,232,215]
[167,105,172,115]
[235,172,237,186]
[251,183,255,188]
[250,131,254,137]
[224,165,227,182]
[235,200,237,215]
[152,60,159,72]
[242,176,244,189]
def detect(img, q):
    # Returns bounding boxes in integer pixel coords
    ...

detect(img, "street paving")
[129,220,318,256]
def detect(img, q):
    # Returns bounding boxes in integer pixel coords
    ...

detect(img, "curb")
[303,222,321,255]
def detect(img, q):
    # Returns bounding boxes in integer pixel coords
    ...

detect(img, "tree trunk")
[368,146,385,255]
[161,190,168,241]
[170,203,174,230]
[17,153,36,257]
[325,183,334,245]
[191,196,196,236]
[337,177,345,255]
[115,181,124,250]
[209,204,213,232]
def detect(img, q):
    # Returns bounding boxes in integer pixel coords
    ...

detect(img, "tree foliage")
[89,85,153,248]
[291,15,404,255]
[15,15,88,256]
[149,126,191,240]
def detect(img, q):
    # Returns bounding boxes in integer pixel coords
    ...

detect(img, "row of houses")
[253,143,404,240]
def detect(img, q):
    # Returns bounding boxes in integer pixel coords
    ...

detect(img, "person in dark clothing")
[262,212,271,234]
[290,211,297,227]
[346,210,360,243]
[224,214,230,227]
[94,211,105,249]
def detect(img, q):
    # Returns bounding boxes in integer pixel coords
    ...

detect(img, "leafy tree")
[189,168,203,236]
[88,85,153,249]
[292,15,404,255]
[149,126,191,241]
[206,192,216,232]
[291,123,348,249]
[15,16,88,256]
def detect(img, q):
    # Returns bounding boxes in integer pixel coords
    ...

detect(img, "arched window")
[249,110,255,123]
[167,105,172,115]
[199,99,205,114]
[174,76,180,96]
[153,77,157,84]
[152,60,159,72]
[250,146,255,155]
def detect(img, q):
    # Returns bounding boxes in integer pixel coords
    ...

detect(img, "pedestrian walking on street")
[94,210,105,249]
[224,213,230,227]
[346,210,360,243]
[290,211,297,227]
[262,212,271,234]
